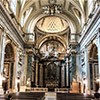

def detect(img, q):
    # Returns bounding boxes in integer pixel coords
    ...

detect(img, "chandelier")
[42,0,62,15]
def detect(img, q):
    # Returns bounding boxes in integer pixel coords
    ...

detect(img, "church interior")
[0,0,100,99]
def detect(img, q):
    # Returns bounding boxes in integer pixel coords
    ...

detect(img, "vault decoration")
[36,16,69,34]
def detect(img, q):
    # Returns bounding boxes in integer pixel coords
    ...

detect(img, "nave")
[0,0,100,98]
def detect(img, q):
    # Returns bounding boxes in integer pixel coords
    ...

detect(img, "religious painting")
[47,62,57,80]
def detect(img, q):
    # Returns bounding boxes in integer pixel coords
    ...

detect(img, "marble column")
[97,28,100,92]
[31,61,35,87]
[0,27,2,70]
[0,27,3,94]
[35,60,39,86]
[84,47,90,93]
[70,53,76,82]
[0,27,6,94]
[59,65,62,87]
[31,71,34,84]
[66,57,69,87]
[97,29,100,76]
[39,64,43,87]
[61,64,65,87]
[0,27,6,73]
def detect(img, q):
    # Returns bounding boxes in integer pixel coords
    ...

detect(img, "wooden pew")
[5,92,45,100]
[57,93,93,100]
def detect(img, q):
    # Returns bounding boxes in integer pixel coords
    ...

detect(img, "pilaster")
[59,65,62,87]
[70,46,77,82]
[84,46,90,93]
[65,57,70,88]
[0,32,6,73]
[61,64,65,87]
[35,60,39,86]
[97,28,100,76]
[39,64,43,87]
[97,28,100,92]
[26,53,33,87]
[0,26,6,94]
[31,60,35,87]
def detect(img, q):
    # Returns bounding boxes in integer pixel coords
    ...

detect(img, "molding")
[0,24,4,31]
[79,7,100,50]
[35,26,70,35]
[37,34,67,49]
[25,13,77,33]
[0,2,25,48]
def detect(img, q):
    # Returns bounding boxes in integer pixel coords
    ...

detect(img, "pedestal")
[0,74,4,94]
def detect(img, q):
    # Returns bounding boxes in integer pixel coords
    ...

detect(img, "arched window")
[10,0,17,15]
[88,0,95,16]
[20,7,32,27]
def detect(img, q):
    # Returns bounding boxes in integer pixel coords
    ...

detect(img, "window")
[10,0,17,15]
[21,7,32,27]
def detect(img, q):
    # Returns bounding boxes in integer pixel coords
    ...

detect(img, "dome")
[36,16,69,34]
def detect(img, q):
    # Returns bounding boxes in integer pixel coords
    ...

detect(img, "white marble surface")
[45,92,56,100]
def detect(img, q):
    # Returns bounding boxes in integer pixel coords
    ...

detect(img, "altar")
[45,80,59,91]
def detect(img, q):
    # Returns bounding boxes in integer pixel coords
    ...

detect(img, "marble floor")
[45,92,56,100]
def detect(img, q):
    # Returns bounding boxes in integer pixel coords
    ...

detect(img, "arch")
[19,0,37,21]
[89,43,98,59]
[4,43,14,61]
[3,43,15,90]
[88,43,98,91]
[25,12,78,34]
[37,34,67,49]
[5,40,15,59]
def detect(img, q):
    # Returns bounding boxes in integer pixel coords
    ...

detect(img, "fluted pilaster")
[0,27,6,94]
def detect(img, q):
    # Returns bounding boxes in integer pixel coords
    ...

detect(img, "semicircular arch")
[24,12,78,34]
[37,34,67,50]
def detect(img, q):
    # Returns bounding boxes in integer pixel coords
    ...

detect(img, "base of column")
[0,86,4,94]
[20,86,26,92]
[98,88,100,93]
[0,74,4,94]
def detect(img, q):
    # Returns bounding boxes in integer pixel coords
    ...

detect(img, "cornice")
[0,2,25,47]
[0,24,4,31]
[79,7,100,44]
[35,26,70,35]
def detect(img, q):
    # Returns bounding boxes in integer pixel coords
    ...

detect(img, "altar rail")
[26,87,48,92]
[55,88,69,93]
